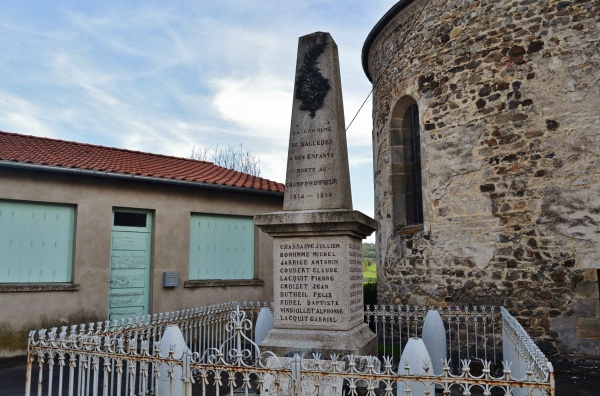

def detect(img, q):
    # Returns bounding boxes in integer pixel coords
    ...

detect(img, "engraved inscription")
[277,241,345,326]
[275,238,365,329]
[347,241,364,324]
[291,127,333,135]
[288,153,335,160]
[285,120,342,208]
[285,118,341,207]
[286,178,338,187]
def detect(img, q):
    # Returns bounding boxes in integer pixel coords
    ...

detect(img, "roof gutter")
[0,161,284,197]
[362,0,416,82]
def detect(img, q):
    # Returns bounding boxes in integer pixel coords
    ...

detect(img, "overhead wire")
[345,0,432,133]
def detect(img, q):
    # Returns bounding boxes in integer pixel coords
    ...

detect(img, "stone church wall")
[364,0,599,357]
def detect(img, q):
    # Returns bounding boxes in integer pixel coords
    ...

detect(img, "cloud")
[0,91,54,136]
[0,0,396,219]
[211,77,291,140]
[209,76,291,182]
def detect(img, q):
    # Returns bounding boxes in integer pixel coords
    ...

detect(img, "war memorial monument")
[255,32,377,357]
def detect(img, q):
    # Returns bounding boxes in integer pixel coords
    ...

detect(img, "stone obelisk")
[255,32,377,356]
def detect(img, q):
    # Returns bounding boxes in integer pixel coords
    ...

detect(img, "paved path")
[0,361,27,396]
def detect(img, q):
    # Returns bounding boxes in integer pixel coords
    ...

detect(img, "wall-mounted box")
[162,271,179,288]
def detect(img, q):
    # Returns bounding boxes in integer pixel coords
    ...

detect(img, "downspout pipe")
[0,160,284,197]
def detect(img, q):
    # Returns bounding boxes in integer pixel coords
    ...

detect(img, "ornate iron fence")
[365,305,502,370]
[26,302,554,395]
[24,302,266,396]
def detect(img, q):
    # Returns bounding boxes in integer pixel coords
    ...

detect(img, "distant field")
[363,263,377,283]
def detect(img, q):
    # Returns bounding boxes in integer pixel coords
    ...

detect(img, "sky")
[0,0,395,239]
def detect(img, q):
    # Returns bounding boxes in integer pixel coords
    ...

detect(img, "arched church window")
[390,98,423,230]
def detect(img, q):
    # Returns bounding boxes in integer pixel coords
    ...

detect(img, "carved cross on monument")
[255,32,377,357]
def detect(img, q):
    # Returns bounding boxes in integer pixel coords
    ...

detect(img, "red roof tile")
[0,131,285,194]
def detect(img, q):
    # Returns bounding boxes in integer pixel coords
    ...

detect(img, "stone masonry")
[256,32,377,357]
[363,0,599,357]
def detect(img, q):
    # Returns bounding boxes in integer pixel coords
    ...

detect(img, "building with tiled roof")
[0,131,284,194]
[0,130,284,357]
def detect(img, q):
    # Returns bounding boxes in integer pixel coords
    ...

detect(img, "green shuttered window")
[0,200,75,283]
[189,214,254,280]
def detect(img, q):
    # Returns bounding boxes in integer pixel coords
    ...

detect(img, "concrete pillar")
[397,337,434,396]
[422,310,446,375]
[158,325,191,396]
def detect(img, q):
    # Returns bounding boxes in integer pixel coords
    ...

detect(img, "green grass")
[363,263,377,283]
[378,344,402,357]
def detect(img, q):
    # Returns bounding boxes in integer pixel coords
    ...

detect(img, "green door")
[109,210,152,320]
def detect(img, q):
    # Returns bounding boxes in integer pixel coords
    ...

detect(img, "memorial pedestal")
[259,324,376,357]
[255,210,377,357]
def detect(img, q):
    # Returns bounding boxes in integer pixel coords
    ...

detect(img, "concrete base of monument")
[254,209,377,238]
[259,323,377,357]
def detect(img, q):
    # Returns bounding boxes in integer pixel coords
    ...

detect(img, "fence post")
[397,337,434,396]
[422,309,446,376]
[25,331,35,396]
[292,354,302,396]
[158,325,191,396]
[182,350,192,396]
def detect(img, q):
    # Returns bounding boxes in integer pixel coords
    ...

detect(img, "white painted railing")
[26,302,554,395]
[37,301,267,355]
[25,301,266,396]
[501,307,554,396]
[365,305,502,371]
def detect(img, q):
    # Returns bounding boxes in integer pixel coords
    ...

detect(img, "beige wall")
[0,167,283,356]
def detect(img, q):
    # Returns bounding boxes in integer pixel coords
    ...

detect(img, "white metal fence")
[26,302,554,395]
[365,305,502,370]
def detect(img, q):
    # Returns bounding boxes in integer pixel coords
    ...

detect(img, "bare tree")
[191,144,263,177]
